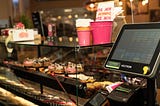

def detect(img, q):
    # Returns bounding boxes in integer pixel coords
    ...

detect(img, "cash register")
[85,23,160,106]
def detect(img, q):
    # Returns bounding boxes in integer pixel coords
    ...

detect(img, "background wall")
[0,0,31,27]
[123,0,160,23]
[30,0,160,23]
[0,0,160,27]
[0,0,13,27]
[0,0,12,19]
[30,0,87,10]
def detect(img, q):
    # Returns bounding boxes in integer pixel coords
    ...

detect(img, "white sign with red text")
[9,29,34,41]
[96,1,114,21]
[96,1,123,21]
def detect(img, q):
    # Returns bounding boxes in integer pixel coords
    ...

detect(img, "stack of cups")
[76,19,93,46]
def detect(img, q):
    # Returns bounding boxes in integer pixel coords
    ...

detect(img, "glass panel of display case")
[39,46,74,62]
[40,7,95,37]
[15,45,38,63]
[0,43,7,60]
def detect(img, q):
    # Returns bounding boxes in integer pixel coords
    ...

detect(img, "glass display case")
[0,38,114,106]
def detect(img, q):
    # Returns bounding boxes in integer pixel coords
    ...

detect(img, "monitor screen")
[104,23,160,78]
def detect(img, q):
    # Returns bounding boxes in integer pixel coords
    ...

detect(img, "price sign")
[96,1,114,21]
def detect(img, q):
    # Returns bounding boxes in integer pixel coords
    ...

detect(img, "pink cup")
[77,27,91,46]
[91,21,113,45]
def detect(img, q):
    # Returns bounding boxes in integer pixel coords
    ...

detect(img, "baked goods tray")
[0,83,49,106]
[4,64,88,98]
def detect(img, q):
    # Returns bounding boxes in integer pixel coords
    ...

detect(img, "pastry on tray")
[65,62,84,74]
[48,63,65,74]
[23,57,51,68]
[42,57,51,67]
[23,58,34,67]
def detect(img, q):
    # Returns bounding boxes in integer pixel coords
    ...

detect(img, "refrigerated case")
[0,38,114,106]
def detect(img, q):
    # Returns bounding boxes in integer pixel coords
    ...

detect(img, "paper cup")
[77,27,92,46]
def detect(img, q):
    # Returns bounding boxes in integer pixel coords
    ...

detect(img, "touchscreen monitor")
[104,23,160,78]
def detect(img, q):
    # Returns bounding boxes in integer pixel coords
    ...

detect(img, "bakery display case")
[0,38,115,106]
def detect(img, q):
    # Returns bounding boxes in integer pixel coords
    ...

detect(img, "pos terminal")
[104,23,160,106]
[85,23,160,106]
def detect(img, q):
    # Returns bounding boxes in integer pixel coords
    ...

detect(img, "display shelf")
[2,40,113,48]
[0,83,48,106]
[2,64,87,98]
[0,40,114,105]
[0,65,89,106]
[77,43,113,48]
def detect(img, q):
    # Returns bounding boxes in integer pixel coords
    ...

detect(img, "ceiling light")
[142,0,148,5]
[74,14,78,18]
[119,1,123,6]
[84,14,88,17]
[85,0,97,12]
[40,10,44,14]
[57,16,62,19]
[68,15,72,19]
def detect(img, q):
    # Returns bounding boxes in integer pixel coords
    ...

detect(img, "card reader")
[107,83,144,106]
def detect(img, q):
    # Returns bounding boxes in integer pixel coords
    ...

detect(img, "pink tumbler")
[91,21,113,45]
